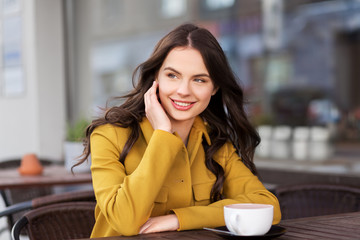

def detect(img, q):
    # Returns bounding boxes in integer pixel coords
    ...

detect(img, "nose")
[176,80,191,96]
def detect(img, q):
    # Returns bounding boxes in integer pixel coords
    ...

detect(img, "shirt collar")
[192,116,211,146]
[139,116,211,146]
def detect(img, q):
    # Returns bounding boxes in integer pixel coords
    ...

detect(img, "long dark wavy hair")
[76,23,260,202]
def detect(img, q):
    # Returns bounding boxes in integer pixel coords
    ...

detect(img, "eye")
[167,73,177,79]
[194,78,206,83]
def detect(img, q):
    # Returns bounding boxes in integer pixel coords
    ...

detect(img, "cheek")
[196,90,214,111]
[202,97,212,110]
[157,83,170,103]
[199,89,215,102]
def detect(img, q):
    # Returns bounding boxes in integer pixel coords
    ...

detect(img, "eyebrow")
[163,67,210,78]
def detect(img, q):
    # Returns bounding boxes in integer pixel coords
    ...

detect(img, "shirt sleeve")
[172,141,281,230]
[90,124,183,236]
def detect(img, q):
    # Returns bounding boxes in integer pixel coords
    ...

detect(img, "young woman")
[77,23,281,237]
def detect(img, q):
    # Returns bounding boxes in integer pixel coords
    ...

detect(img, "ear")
[212,86,219,96]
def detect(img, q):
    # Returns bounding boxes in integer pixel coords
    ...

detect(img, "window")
[161,0,186,18]
[205,0,234,10]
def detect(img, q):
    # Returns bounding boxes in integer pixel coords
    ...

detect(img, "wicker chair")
[11,201,96,240]
[0,159,55,229]
[3,190,95,240]
[275,184,360,219]
[0,189,95,219]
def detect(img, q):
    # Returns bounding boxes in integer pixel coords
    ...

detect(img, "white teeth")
[173,101,191,107]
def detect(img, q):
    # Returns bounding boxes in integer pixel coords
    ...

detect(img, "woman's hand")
[144,81,172,133]
[139,214,179,234]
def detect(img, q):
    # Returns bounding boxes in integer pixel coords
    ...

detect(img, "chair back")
[275,184,360,219]
[12,201,95,240]
[1,189,95,220]
[0,159,55,229]
[31,189,95,208]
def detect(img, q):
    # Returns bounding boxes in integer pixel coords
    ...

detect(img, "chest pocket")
[152,187,168,217]
[192,182,213,206]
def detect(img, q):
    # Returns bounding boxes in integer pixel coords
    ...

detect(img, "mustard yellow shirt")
[90,117,281,237]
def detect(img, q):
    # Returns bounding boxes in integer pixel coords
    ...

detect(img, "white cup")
[224,203,273,236]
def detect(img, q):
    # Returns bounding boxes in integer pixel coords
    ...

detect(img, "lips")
[171,99,195,110]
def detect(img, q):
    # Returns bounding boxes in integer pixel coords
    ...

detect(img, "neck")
[171,118,195,145]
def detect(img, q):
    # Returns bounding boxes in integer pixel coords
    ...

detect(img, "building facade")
[0,0,359,161]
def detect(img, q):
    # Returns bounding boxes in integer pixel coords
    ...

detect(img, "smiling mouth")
[171,99,195,110]
[173,100,192,107]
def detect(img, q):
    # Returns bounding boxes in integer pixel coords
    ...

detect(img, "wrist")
[155,125,172,133]
[158,128,172,133]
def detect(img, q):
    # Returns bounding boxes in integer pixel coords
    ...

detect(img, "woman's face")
[156,47,217,126]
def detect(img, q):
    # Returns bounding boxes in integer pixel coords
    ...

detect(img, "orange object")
[18,153,43,176]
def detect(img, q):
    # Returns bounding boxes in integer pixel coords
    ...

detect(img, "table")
[0,165,92,189]
[278,211,360,239]
[78,211,360,240]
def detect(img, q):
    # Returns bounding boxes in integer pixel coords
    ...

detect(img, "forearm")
[173,191,281,231]
[91,128,183,235]
[173,142,281,231]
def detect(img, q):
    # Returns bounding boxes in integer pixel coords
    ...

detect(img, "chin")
[168,114,196,123]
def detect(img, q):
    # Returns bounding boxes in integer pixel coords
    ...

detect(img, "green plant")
[66,119,90,142]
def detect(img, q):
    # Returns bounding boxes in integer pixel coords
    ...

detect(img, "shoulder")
[91,123,132,146]
[92,123,130,135]
[216,141,236,155]
[213,141,238,164]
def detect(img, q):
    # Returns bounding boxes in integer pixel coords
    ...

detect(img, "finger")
[144,83,154,109]
[149,81,157,101]
[145,81,160,113]
[139,219,152,234]
[151,80,157,92]
[139,224,147,234]
[139,225,148,234]
[141,224,158,234]
[144,82,155,103]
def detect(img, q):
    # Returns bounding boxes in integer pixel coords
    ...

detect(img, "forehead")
[161,47,209,74]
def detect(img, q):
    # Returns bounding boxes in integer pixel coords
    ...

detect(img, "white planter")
[256,125,273,158]
[292,141,308,161]
[64,141,91,173]
[292,127,310,161]
[256,139,272,158]
[271,126,292,159]
[308,127,332,161]
[308,141,332,161]
[271,140,291,159]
